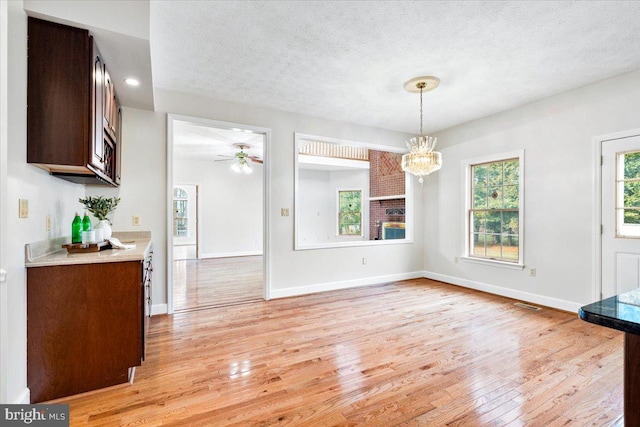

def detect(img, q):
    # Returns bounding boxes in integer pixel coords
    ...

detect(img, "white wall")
[85,107,167,314]
[298,169,333,244]
[157,89,424,298]
[425,69,640,311]
[3,1,87,403]
[298,169,370,244]
[0,0,8,405]
[173,158,263,258]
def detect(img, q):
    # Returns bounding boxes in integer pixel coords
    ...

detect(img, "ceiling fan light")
[231,156,252,174]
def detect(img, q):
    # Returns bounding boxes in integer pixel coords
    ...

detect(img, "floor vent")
[514,302,542,311]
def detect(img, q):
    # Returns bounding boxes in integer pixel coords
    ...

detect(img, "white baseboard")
[422,270,583,313]
[200,251,263,259]
[269,271,425,299]
[14,387,30,404]
[151,303,168,316]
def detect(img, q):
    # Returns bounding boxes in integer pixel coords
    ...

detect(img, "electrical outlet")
[529,268,536,277]
[46,215,51,231]
[132,215,141,226]
[18,199,28,218]
[281,208,289,217]
[454,256,459,264]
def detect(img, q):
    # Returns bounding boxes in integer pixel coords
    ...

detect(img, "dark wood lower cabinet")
[27,261,143,403]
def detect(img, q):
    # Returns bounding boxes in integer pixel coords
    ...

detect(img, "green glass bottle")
[82,211,92,231]
[72,212,82,243]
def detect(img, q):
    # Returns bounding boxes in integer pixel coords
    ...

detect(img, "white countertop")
[25,232,152,268]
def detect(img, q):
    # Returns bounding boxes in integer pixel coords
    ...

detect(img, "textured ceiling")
[150,1,640,135]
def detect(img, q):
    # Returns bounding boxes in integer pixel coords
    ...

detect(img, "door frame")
[166,114,271,314]
[593,128,640,301]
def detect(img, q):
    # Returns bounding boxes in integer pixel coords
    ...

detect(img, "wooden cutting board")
[62,241,112,253]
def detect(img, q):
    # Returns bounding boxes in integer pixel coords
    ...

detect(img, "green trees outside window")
[338,190,362,236]
[621,151,640,226]
[470,159,519,262]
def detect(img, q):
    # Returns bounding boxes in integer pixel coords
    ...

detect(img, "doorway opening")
[167,115,270,313]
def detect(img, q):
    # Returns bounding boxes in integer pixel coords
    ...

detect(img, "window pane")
[472,234,485,257]
[502,211,519,234]
[624,209,640,225]
[503,185,519,209]
[624,181,640,208]
[503,160,519,184]
[488,187,502,209]
[174,200,187,218]
[173,187,187,199]
[472,211,487,232]
[339,191,360,212]
[488,163,503,186]
[473,185,487,209]
[174,218,187,237]
[625,152,640,180]
[338,191,361,235]
[502,236,519,260]
[487,234,501,258]
[486,211,501,233]
[473,165,488,186]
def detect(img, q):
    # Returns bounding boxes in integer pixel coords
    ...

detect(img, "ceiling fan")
[215,144,263,174]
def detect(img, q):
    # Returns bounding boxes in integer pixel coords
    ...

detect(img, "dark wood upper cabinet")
[27,17,121,186]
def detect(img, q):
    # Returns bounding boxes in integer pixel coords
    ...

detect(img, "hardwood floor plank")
[173,256,263,311]
[56,279,622,426]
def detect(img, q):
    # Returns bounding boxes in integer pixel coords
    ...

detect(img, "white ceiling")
[150,1,640,135]
[173,120,263,161]
[24,1,640,139]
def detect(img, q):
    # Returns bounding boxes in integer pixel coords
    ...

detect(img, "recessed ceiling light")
[124,78,140,86]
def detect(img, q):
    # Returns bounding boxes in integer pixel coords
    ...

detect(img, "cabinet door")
[90,45,105,172]
[103,69,113,134]
[103,67,118,140]
[27,261,142,402]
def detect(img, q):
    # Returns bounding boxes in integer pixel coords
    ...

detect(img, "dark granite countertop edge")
[579,306,640,335]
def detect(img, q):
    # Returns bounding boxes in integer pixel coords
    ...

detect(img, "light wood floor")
[173,256,263,311]
[62,279,623,426]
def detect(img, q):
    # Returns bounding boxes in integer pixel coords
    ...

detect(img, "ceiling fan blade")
[248,156,263,164]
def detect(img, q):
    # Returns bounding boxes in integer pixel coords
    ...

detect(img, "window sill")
[460,256,524,270]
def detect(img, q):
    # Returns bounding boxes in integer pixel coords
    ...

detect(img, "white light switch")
[18,199,28,218]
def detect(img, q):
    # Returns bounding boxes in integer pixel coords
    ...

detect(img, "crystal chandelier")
[401,76,442,184]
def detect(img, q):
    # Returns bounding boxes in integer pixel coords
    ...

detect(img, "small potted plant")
[79,196,120,239]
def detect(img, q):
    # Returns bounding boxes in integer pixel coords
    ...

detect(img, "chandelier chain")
[419,86,423,136]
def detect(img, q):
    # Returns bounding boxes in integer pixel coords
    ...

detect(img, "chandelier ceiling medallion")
[401,76,442,184]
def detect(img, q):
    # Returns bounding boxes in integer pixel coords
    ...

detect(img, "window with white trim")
[616,150,640,237]
[338,190,362,236]
[466,153,523,264]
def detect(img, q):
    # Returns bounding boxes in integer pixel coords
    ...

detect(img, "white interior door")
[173,184,198,247]
[602,135,640,298]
